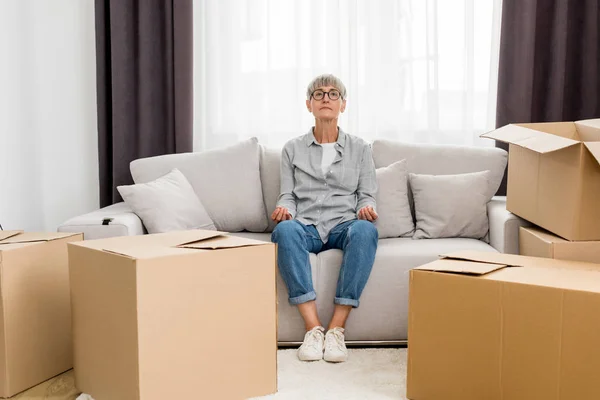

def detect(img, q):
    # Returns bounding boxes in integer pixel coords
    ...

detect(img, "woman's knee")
[349,220,379,241]
[271,220,304,243]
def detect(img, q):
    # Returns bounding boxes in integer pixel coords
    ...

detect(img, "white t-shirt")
[321,143,337,175]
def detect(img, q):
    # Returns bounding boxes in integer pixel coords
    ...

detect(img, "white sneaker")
[297,326,325,361]
[324,327,348,363]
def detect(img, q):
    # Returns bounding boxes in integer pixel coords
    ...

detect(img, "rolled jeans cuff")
[334,297,360,308]
[289,291,317,305]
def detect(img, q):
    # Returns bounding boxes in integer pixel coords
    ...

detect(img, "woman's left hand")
[358,206,378,222]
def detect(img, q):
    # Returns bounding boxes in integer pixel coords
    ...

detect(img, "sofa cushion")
[130,138,268,232]
[372,140,507,201]
[117,168,216,234]
[316,237,497,341]
[260,146,282,233]
[375,160,414,238]
[409,170,492,240]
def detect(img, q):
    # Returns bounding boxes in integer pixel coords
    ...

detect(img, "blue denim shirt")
[276,127,377,242]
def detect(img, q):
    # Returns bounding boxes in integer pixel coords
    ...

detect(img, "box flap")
[100,230,232,259]
[0,231,77,244]
[414,259,510,275]
[179,235,269,250]
[481,124,579,153]
[102,245,197,259]
[440,250,527,267]
[0,231,23,242]
[584,142,600,165]
[150,230,226,247]
[574,119,600,141]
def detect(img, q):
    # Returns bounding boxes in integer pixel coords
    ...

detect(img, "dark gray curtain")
[95,0,194,207]
[495,0,600,195]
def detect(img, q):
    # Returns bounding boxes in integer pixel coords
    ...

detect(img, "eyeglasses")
[311,89,342,101]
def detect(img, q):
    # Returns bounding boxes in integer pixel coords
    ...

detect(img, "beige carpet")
[16,348,407,400]
[9,371,79,400]
[252,348,408,400]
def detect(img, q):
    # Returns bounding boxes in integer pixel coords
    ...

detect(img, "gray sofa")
[59,138,529,344]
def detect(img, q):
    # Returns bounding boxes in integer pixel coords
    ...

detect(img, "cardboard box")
[481,119,600,241]
[520,226,600,264]
[68,230,278,400]
[0,230,83,398]
[407,250,600,400]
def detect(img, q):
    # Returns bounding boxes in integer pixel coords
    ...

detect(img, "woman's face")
[306,85,346,121]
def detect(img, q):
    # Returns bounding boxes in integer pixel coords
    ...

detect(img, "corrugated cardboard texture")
[69,245,140,400]
[519,121,579,140]
[506,146,539,226]
[520,226,600,264]
[580,145,600,240]
[69,231,277,400]
[0,232,82,398]
[408,251,600,400]
[483,120,600,241]
[137,246,277,399]
[519,226,555,258]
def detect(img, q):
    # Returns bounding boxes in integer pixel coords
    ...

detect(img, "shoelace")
[326,329,345,351]
[305,328,324,352]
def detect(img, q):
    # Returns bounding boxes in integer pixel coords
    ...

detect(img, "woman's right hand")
[271,207,292,223]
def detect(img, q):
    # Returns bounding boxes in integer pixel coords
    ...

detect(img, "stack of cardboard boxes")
[407,120,600,400]
[484,119,600,263]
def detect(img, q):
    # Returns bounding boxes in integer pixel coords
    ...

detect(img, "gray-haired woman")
[271,74,379,363]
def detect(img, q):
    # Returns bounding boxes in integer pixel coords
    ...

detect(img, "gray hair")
[306,74,347,100]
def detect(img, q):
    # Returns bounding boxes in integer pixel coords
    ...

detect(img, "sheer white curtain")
[193,0,503,150]
[0,0,98,231]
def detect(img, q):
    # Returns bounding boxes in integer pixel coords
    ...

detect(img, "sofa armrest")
[487,196,531,254]
[57,202,145,240]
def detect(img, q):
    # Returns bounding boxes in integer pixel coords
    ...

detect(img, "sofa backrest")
[260,146,282,233]
[130,138,269,233]
[260,140,508,232]
[371,140,507,198]
[127,138,507,234]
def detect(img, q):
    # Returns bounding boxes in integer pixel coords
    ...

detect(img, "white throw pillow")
[374,160,414,238]
[117,168,216,234]
[409,170,492,240]
[129,138,267,232]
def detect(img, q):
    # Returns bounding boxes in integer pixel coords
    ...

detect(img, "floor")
[12,348,408,400]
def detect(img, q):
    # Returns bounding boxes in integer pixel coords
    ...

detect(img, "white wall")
[0,0,99,232]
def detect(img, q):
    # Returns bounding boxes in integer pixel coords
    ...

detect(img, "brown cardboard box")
[481,119,600,241]
[68,230,278,400]
[520,226,600,264]
[0,230,83,398]
[407,250,600,400]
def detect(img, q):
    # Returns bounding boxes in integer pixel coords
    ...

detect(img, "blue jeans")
[271,219,378,308]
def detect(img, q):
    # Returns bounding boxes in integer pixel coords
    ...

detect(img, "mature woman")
[271,74,378,363]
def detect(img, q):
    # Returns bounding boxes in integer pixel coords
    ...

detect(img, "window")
[194,0,503,150]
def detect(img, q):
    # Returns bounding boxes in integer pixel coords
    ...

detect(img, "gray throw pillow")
[409,170,492,240]
[117,168,216,234]
[374,160,414,238]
